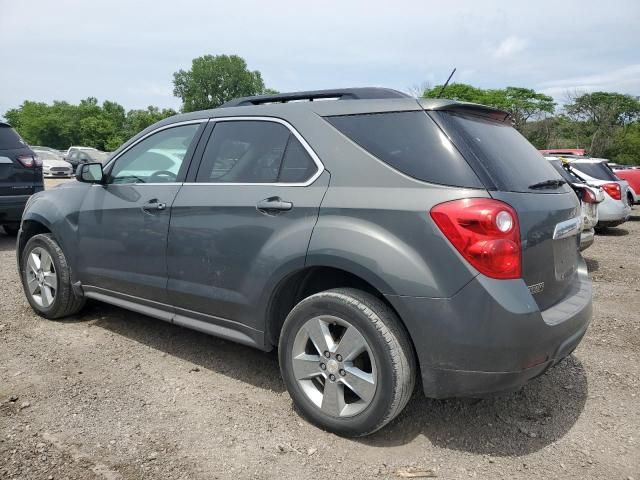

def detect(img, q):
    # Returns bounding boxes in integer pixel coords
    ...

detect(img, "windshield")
[571,162,619,181]
[435,112,566,193]
[86,151,110,163]
[34,150,61,160]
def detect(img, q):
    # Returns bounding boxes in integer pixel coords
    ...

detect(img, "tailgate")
[0,148,37,196]
[491,190,581,310]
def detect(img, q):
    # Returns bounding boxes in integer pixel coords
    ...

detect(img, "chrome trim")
[187,116,325,187]
[103,119,208,170]
[0,156,13,164]
[553,216,582,240]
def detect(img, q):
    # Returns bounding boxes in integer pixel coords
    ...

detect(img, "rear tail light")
[430,198,521,280]
[602,182,621,200]
[17,155,42,168]
[580,187,598,204]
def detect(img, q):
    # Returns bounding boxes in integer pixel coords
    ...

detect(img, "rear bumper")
[597,197,631,224]
[0,195,30,225]
[386,258,592,398]
[579,228,595,251]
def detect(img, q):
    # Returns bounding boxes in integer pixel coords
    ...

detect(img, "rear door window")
[326,111,482,188]
[435,112,565,193]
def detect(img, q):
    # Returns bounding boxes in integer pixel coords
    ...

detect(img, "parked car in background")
[31,146,64,157]
[539,148,587,156]
[611,167,640,205]
[566,158,631,229]
[65,147,110,172]
[0,122,43,235]
[17,88,592,437]
[547,157,604,250]
[33,149,74,177]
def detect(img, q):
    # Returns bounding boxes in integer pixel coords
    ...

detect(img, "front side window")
[109,124,199,184]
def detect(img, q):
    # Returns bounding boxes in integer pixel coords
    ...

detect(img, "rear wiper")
[529,179,566,189]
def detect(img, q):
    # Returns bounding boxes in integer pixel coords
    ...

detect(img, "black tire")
[20,233,85,319]
[279,288,415,437]
[3,225,19,236]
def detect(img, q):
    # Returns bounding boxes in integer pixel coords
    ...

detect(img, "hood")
[43,158,72,168]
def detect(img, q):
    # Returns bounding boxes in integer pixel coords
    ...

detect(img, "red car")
[614,169,640,204]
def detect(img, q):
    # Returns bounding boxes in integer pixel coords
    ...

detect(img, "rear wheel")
[20,233,85,319]
[279,288,415,437]
[3,225,19,236]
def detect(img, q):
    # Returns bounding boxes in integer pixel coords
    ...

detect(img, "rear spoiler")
[421,99,510,122]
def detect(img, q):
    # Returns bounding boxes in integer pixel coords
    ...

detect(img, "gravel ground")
[1,182,638,479]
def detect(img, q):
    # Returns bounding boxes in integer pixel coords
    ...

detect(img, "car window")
[571,162,619,181]
[549,160,582,183]
[109,124,199,184]
[0,125,27,150]
[197,121,290,183]
[327,111,483,188]
[278,136,318,183]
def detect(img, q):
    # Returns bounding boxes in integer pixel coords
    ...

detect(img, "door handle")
[142,199,167,212]
[256,197,293,214]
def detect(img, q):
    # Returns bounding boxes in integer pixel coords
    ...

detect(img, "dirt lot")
[1,181,638,479]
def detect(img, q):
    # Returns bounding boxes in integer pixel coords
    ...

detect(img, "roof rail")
[220,87,410,108]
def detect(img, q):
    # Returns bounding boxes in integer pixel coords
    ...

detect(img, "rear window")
[571,162,618,181]
[326,111,482,188]
[435,112,563,193]
[549,159,583,183]
[0,125,27,150]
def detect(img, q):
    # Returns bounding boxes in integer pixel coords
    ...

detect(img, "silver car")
[33,149,74,178]
[567,158,631,228]
[547,158,604,250]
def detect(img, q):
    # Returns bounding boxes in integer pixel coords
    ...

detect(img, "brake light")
[17,155,42,168]
[602,183,621,200]
[581,187,598,204]
[430,198,521,279]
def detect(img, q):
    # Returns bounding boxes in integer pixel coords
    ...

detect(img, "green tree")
[173,54,268,112]
[422,83,555,130]
[123,106,177,140]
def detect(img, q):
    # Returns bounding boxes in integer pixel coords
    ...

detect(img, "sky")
[1,0,639,114]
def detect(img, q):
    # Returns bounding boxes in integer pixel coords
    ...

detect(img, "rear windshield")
[0,125,27,150]
[326,111,482,188]
[571,162,619,181]
[549,159,583,183]
[435,112,564,193]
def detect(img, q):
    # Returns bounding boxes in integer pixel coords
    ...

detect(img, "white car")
[567,158,632,228]
[33,149,74,177]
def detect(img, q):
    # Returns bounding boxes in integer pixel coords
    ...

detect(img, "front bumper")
[0,195,30,225]
[386,259,592,398]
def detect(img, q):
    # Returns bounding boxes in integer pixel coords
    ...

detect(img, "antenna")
[437,68,457,98]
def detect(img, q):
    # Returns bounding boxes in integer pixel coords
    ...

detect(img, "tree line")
[4,54,640,164]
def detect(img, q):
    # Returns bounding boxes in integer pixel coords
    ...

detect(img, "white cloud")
[538,65,640,101]
[492,36,529,60]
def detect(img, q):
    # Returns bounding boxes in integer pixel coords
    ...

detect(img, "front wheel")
[279,288,415,437]
[20,233,85,319]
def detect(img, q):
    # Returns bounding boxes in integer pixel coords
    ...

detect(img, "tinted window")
[279,136,317,183]
[549,160,583,183]
[571,162,619,181]
[197,121,289,183]
[0,126,27,150]
[109,124,199,184]
[327,111,482,188]
[436,112,564,193]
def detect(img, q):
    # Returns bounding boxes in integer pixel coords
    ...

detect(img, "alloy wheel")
[291,315,377,417]
[25,247,57,308]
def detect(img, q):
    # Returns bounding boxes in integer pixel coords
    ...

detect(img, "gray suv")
[17,88,592,437]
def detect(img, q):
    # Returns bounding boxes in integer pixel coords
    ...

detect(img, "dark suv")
[0,122,43,235]
[17,88,592,437]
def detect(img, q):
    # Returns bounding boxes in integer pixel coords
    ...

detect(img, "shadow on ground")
[84,301,587,458]
[85,301,285,393]
[584,257,599,272]
[358,355,587,456]
[596,227,629,237]
[0,232,17,252]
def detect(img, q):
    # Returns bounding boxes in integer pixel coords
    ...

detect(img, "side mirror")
[76,163,104,184]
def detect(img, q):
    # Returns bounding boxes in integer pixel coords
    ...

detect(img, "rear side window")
[326,111,482,188]
[549,160,583,183]
[436,112,563,193]
[571,162,618,181]
[0,125,27,150]
[197,120,318,184]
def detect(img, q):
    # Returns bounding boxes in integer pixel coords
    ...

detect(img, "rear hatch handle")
[553,217,582,240]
